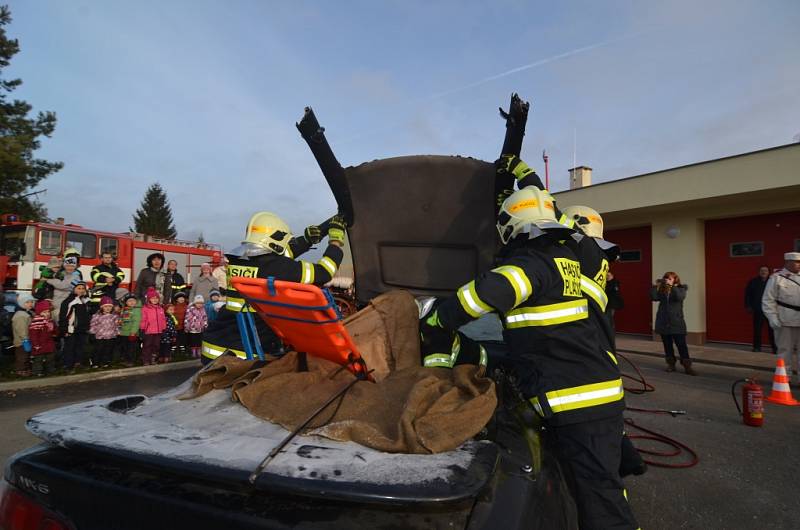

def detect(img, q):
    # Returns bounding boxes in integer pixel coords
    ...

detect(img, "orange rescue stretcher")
[231,276,371,380]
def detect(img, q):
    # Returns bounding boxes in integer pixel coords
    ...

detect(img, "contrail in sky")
[338,33,641,144]
[424,37,629,101]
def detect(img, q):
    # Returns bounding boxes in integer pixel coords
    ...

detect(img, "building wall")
[705,210,800,344]
[651,216,707,344]
[604,226,652,335]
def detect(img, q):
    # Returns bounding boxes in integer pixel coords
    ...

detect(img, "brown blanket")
[179,290,496,454]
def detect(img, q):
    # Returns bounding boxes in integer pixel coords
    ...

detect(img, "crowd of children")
[9,282,223,378]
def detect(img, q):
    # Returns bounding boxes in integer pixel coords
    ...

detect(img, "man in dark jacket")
[90,252,125,308]
[745,266,777,352]
[162,259,187,303]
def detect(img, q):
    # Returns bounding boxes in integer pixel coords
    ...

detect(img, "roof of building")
[554,143,800,221]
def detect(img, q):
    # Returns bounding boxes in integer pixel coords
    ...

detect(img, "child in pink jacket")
[184,295,208,359]
[139,287,166,365]
[89,296,120,368]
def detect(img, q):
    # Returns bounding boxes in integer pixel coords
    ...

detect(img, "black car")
[2,118,578,530]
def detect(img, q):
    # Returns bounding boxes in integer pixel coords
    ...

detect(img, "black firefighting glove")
[495,155,545,190]
[304,224,323,245]
[328,215,346,245]
[420,310,457,364]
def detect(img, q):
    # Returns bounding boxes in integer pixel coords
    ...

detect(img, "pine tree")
[0,5,63,221]
[132,183,177,239]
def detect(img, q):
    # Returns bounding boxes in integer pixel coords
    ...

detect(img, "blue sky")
[6,0,800,250]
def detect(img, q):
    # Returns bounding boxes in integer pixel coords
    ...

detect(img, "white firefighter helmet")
[562,205,604,238]
[562,204,620,257]
[497,186,570,244]
[228,211,293,258]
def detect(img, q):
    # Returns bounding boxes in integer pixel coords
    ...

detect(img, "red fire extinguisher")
[732,378,764,427]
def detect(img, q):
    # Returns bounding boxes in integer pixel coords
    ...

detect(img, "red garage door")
[705,210,800,343]
[605,226,652,335]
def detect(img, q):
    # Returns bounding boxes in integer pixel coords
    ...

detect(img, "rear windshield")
[66,231,97,259]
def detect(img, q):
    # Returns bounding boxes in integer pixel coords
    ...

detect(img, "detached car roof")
[344,155,499,304]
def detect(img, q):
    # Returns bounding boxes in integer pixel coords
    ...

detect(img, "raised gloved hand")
[328,215,346,246]
[304,224,323,244]
[495,154,544,189]
[496,155,532,179]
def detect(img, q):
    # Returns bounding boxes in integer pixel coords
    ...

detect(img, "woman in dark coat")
[650,271,695,375]
[162,259,187,303]
[135,253,165,302]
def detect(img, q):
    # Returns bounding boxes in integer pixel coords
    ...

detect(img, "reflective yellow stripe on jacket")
[492,265,532,307]
[422,334,461,368]
[457,281,493,318]
[319,256,338,277]
[423,354,453,368]
[580,275,608,311]
[530,378,624,415]
[504,299,588,328]
[201,341,247,360]
[225,296,256,312]
[300,261,315,284]
[456,265,532,318]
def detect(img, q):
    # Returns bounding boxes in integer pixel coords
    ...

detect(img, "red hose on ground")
[618,352,655,394]
[617,352,700,469]
[624,416,700,469]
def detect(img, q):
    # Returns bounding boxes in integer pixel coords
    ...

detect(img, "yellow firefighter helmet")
[229,212,293,257]
[561,205,604,239]
[497,187,569,244]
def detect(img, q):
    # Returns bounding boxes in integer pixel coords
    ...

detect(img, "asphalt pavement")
[2,353,798,529]
[621,352,799,530]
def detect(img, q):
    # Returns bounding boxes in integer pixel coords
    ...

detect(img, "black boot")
[681,358,697,376]
[666,358,676,372]
[619,435,647,477]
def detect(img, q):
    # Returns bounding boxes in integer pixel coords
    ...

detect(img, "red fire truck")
[0,213,222,296]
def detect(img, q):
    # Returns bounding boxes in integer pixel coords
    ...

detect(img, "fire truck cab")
[0,214,221,298]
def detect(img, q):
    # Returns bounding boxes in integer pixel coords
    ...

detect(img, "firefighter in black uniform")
[560,206,619,361]
[89,252,126,309]
[201,212,346,365]
[501,155,647,479]
[561,204,647,479]
[423,186,638,529]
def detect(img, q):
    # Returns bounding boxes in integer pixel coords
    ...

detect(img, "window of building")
[730,241,763,257]
[619,250,642,262]
[66,231,97,259]
[100,237,119,258]
[38,229,62,255]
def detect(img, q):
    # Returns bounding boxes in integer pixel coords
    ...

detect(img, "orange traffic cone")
[766,358,800,406]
